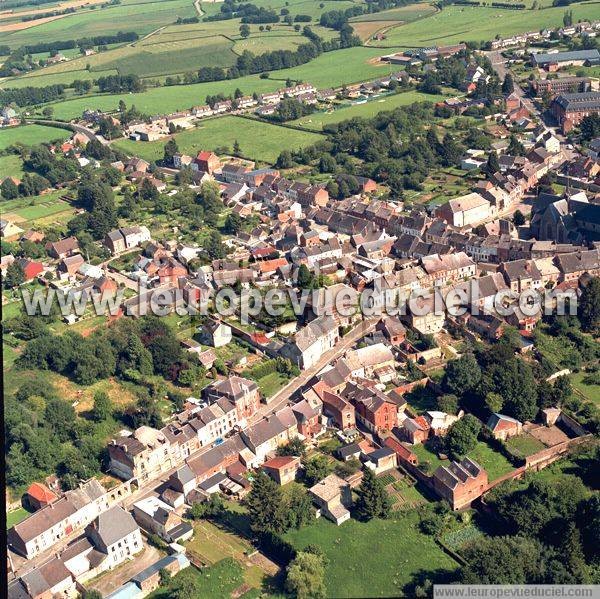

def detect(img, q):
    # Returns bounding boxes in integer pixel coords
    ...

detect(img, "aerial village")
[2,15,600,599]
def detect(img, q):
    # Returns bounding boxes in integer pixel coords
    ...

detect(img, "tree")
[159,568,171,586]
[486,150,500,174]
[461,536,545,584]
[440,133,462,166]
[224,212,243,234]
[246,471,285,534]
[205,230,226,260]
[508,134,525,156]
[4,261,25,288]
[303,455,331,486]
[502,73,514,95]
[189,495,224,519]
[284,485,314,530]
[445,414,481,459]
[513,209,526,227]
[276,436,306,457]
[443,354,481,397]
[42,106,54,118]
[91,390,112,421]
[354,467,391,521]
[437,394,459,415]
[233,139,241,155]
[240,23,251,38]
[485,392,503,413]
[83,591,104,599]
[163,138,179,166]
[276,149,293,169]
[297,264,314,290]
[579,277,600,333]
[285,552,326,599]
[1,177,19,200]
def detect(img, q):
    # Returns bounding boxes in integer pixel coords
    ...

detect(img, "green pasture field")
[1,0,197,49]
[6,507,31,529]
[372,3,600,48]
[291,90,443,130]
[112,116,323,163]
[0,124,69,150]
[0,154,25,178]
[350,2,436,23]
[100,39,237,77]
[284,511,458,597]
[3,69,112,89]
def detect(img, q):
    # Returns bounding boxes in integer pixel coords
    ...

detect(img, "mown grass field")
[0,124,69,151]
[0,154,25,178]
[113,116,323,163]
[284,511,458,597]
[6,507,31,529]
[372,3,600,48]
[291,90,443,130]
[350,2,436,23]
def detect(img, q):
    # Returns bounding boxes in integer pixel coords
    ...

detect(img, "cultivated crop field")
[113,116,323,163]
[0,124,69,150]
[1,0,197,49]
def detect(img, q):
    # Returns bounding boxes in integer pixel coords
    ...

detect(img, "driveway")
[88,542,162,596]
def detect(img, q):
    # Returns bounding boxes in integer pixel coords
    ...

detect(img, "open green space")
[291,90,443,131]
[412,439,513,481]
[505,434,546,458]
[113,116,323,164]
[284,511,458,597]
[570,371,600,406]
[372,3,600,48]
[1,190,73,222]
[0,124,69,151]
[254,371,289,398]
[150,559,247,599]
[6,507,31,529]
[350,3,436,23]
[0,154,25,178]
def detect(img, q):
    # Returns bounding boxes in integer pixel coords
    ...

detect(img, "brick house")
[204,376,261,422]
[194,151,220,174]
[46,236,80,259]
[262,456,301,485]
[486,413,523,440]
[432,457,488,510]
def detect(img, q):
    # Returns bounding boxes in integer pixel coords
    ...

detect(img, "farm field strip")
[0,124,70,150]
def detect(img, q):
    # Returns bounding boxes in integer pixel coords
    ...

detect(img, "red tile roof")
[262,456,300,470]
[27,482,58,504]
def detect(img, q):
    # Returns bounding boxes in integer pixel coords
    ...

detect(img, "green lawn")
[284,511,458,597]
[254,372,289,398]
[0,125,69,151]
[570,371,600,406]
[0,154,25,178]
[113,116,323,164]
[291,90,442,131]
[150,559,246,599]
[6,507,31,529]
[505,434,546,458]
[412,439,513,481]
[467,441,513,481]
